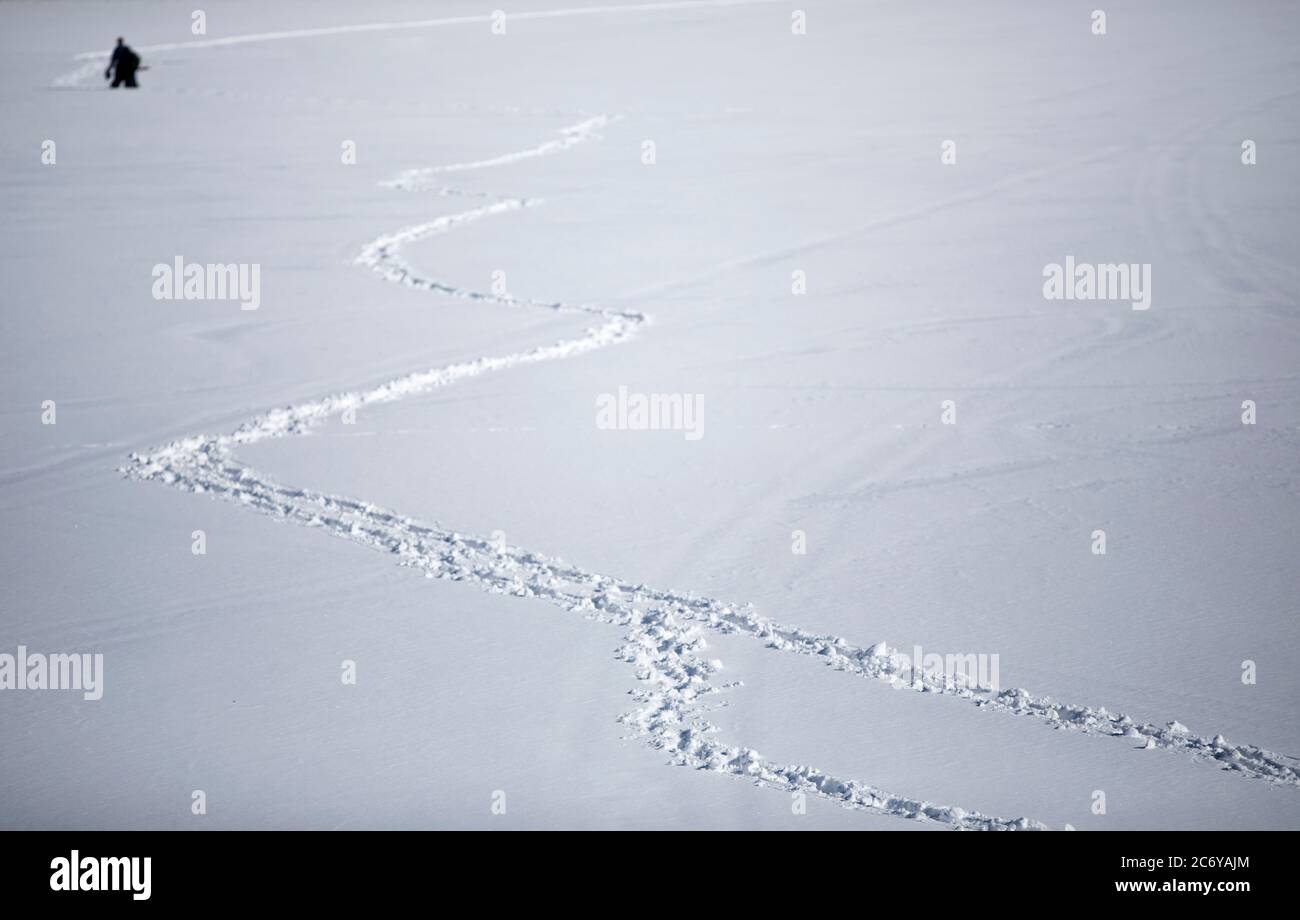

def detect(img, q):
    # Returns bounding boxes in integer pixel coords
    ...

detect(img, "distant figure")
[105,38,141,88]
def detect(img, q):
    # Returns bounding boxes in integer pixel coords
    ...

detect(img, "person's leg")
[124,73,137,88]
[110,73,123,88]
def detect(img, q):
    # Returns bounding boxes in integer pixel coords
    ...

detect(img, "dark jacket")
[107,44,140,77]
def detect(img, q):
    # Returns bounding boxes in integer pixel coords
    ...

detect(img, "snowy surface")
[1,0,1298,829]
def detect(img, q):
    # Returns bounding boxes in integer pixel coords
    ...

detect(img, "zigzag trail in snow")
[106,113,1029,826]
[107,16,1300,829]
[120,116,1041,830]
[121,119,1300,830]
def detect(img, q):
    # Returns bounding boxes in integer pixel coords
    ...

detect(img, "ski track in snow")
[51,0,794,88]
[89,9,1300,830]
[381,115,619,186]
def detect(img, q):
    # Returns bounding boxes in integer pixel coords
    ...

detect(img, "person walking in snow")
[105,37,142,88]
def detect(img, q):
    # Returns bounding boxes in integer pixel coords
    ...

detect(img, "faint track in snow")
[382,116,617,187]
[52,0,793,88]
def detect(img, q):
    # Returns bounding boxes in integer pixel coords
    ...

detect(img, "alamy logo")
[1042,256,1150,310]
[152,256,261,310]
[907,645,999,692]
[50,851,150,901]
[596,385,703,441]
[0,646,103,700]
